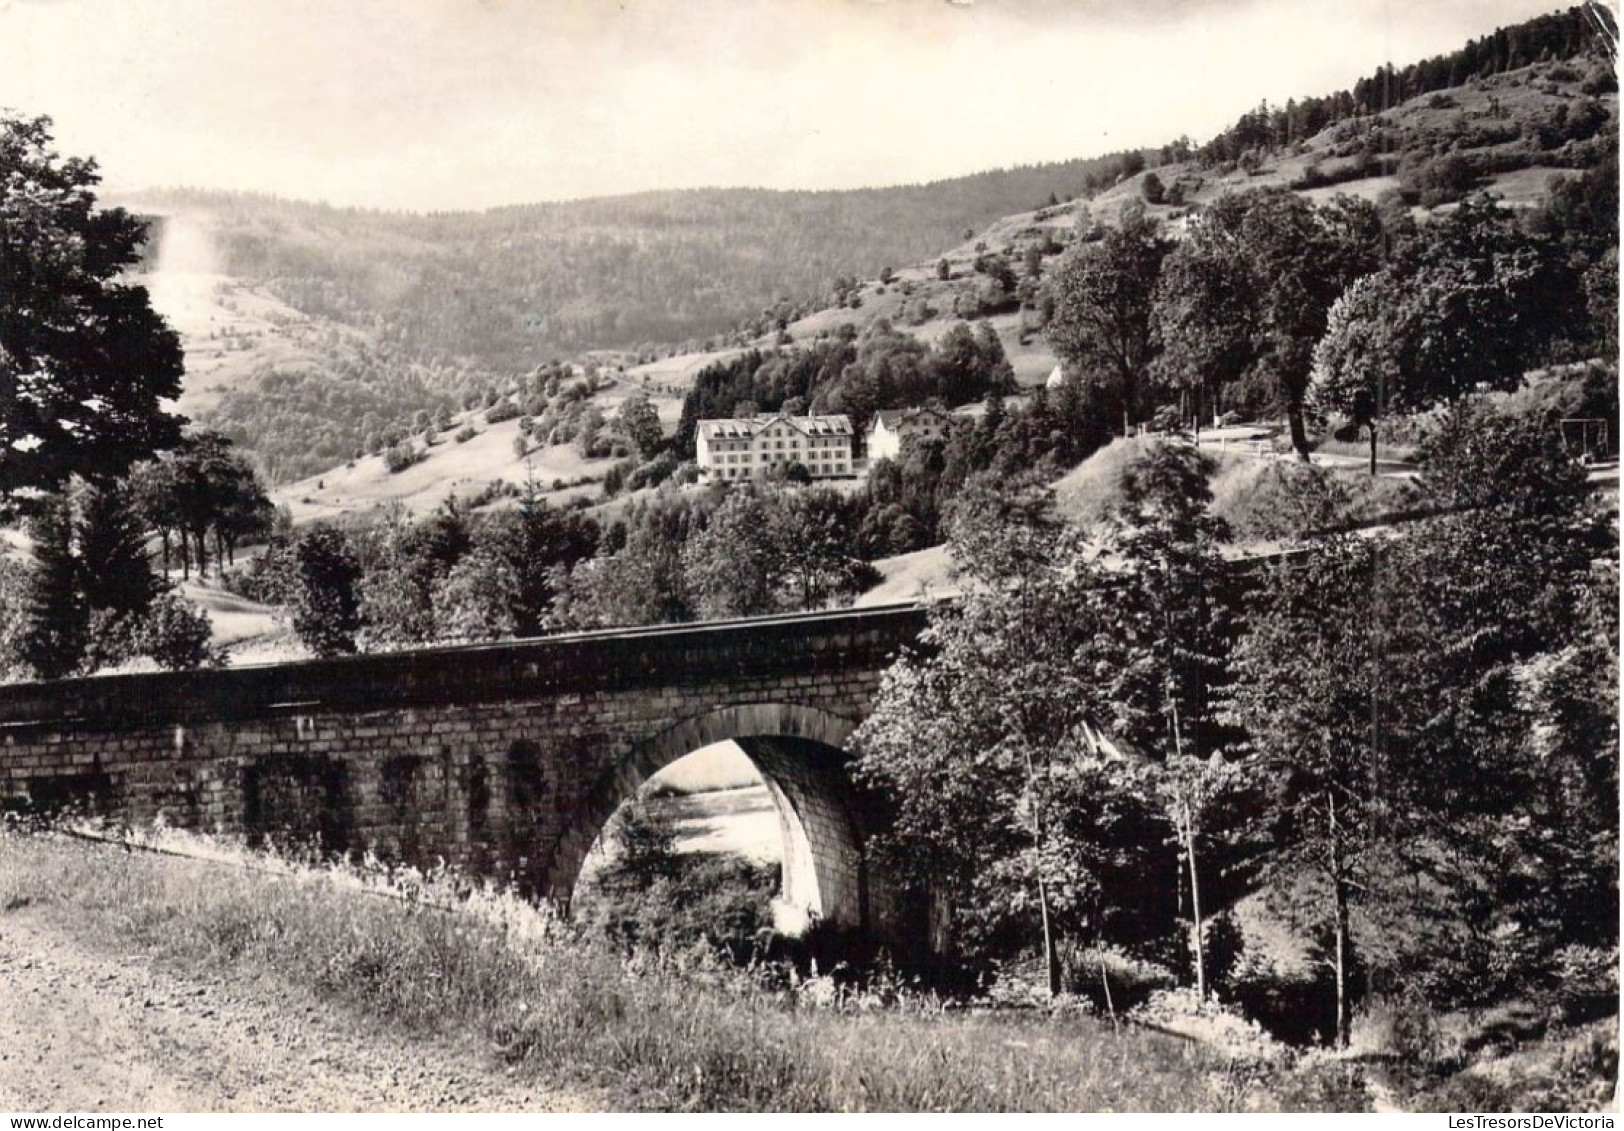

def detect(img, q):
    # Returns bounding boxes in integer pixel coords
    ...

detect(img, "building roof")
[868,406,954,432]
[697,413,852,440]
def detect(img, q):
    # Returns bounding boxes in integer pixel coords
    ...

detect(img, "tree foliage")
[681,488,782,619]
[289,525,363,658]
[852,476,1131,994]
[20,494,87,680]
[616,390,664,460]
[852,462,1246,993]
[854,407,1612,1033]
[481,485,600,637]
[1152,189,1384,456]
[431,547,521,643]
[1045,206,1174,435]
[0,114,185,511]
[129,432,274,578]
[76,483,162,622]
[1313,198,1582,470]
[1228,405,1615,1040]
[134,590,219,671]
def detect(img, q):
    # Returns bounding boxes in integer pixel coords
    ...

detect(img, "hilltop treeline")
[1198,5,1616,164]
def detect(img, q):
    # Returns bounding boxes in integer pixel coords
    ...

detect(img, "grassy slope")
[8,825,1609,1111]
[0,826,1351,1113]
[853,545,957,608]
[278,412,612,524]
[271,377,684,523]
[639,58,1614,410]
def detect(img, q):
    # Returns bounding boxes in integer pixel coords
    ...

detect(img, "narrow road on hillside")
[0,911,594,1113]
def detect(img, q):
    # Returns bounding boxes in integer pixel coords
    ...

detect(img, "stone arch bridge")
[0,604,929,939]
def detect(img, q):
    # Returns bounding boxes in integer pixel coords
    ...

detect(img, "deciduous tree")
[432,547,521,642]
[616,390,664,460]
[852,476,1132,997]
[289,525,362,658]
[1045,206,1173,435]
[682,487,783,619]
[1089,444,1248,999]
[1226,533,1384,1045]
[1152,189,1383,458]
[1313,198,1576,473]
[135,590,218,671]
[1229,406,1614,1040]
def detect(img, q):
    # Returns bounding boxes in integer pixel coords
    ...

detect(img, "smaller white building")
[865,406,954,464]
[696,413,855,480]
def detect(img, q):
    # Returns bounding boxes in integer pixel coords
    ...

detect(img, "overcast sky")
[0,0,1597,211]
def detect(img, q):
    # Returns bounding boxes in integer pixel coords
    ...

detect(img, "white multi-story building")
[696,413,855,481]
[864,406,954,464]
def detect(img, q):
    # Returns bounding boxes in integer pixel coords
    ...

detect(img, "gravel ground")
[0,909,597,1113]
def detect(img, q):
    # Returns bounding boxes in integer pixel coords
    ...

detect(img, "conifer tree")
[21,494,87,679]
[76,484,161,621]
[0,115,185,512]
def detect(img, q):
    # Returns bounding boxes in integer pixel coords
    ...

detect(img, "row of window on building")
[694,407,955,481]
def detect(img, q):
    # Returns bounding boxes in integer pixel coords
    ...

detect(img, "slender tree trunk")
[1020,741,1062,999]
[159,530,170,575]
[1183,807,1207,1003]
[179,530,190,580]
[1367,423,1379,477]
[1287,400,1312,461]
[1169,699,1207,1003]
[1330,790,1352,1048]
[1036,868,1062,999]
[1100,953,1118,1029]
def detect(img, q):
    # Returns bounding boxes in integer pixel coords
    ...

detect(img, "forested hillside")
[132,156,1133,367]
[124,5,1617,485]
[123,156,1137,481]
[1196,4,1616,164]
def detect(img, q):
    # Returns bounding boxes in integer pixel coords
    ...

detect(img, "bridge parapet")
[0,603,930,733]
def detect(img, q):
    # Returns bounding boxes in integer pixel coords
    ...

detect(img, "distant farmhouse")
[696,412,855,480]
[865,406,954,464]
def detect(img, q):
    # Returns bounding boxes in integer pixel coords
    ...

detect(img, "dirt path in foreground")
[0,909,597,1113]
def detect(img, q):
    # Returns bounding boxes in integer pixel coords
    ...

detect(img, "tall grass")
[0,824,1351,1112]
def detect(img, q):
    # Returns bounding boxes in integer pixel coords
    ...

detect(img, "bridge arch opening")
[562,703,874,935]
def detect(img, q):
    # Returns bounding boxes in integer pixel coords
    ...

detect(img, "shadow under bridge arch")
[570,703,887,935]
